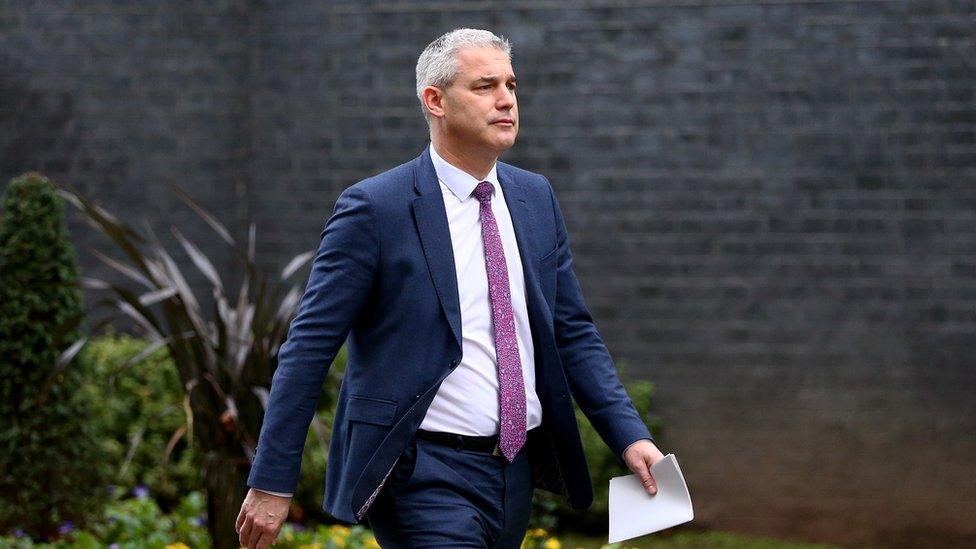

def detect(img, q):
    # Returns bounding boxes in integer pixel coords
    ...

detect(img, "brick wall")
[2,1,974,546]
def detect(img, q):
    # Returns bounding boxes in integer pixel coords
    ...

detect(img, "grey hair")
[415,28,512,126]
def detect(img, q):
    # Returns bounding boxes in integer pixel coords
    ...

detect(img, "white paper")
[608,453,693,544]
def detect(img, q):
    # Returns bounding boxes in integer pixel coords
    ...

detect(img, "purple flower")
[58,521,73,535]
[194,515,206,526]
[106,484,117,495]
[14,528,24,538]
[133,485,149,499]
[108,544,120,549]
[108,516,118,523]
[290,522,305,531]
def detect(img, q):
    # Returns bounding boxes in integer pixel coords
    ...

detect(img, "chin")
[495,133,517,149]
[492,140,515,153]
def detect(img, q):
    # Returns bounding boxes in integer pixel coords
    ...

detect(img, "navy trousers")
[365,432,535,548]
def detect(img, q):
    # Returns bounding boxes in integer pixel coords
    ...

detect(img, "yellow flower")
[165,544,190,549]
[364,537,381,549]
[543,539,561,549]
[297,544,322,549]
[530,528,548,537]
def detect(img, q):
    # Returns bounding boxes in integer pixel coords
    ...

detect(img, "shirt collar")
[428,142,499,203]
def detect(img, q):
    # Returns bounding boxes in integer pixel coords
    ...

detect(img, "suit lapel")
[497,165,545,298]
[412,147,463,351]
[410,147,549,355]
[497,164,555,366]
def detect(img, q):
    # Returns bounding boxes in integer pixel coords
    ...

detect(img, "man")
[236,28,664,548]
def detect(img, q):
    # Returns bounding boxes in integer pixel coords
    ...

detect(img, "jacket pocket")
[538,244,558,265]
[345,394,398,426]
[390,440,422,488]
[538,244,558,309]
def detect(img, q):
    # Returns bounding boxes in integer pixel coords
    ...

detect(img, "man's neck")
[430,139,498,181]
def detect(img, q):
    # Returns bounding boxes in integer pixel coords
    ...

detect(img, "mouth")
[491,119,514,126]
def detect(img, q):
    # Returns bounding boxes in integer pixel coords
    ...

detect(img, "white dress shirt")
[254,143,544,498]
[419,142,543,436]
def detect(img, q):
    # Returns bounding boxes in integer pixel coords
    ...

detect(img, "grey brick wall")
[2,1,974,546]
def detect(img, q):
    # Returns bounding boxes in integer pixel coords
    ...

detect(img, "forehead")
[454,46,515,79]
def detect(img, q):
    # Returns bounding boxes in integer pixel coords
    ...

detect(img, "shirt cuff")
[252,487,293,498]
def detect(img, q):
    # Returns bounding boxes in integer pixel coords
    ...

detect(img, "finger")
[246,522,258,549]
[643,458,658,494]
[250,522,271,549]
[236,504,246,534]
[255,526,277,549]
[634,460,654,491]
[636,466,653,488]
[239,515,254,547]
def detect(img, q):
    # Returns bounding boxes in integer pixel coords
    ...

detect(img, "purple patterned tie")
[472,181,526,463]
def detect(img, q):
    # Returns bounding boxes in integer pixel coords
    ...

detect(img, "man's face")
[438,46,518,154]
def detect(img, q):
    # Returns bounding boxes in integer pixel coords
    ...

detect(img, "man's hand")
[236,488,291,549]
[622,439,665,496]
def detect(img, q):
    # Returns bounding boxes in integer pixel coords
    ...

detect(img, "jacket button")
[450,358,458,367]
[414,394,420,400]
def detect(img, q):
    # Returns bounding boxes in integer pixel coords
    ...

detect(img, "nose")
[495,86,515,109]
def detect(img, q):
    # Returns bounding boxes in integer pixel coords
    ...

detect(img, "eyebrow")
[472,75,517,84]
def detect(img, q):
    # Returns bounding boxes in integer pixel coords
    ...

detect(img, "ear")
[423,86,446,120]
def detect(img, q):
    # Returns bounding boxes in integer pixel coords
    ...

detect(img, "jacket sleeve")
[544,176,654,466]
[246,184,380,494]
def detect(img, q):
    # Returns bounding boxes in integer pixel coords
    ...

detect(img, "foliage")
[0,172,112,540]
[58,180,317,457]
[521,527,565,548]
[269,524,380,549]
[0,489,210,549]
[75,331,201,510]
[0,490,381,549]
[57,181,318,547]
[89,489,211,549]
[73,332,346,524]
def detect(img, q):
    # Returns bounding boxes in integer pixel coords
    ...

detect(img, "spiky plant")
[58,182,317,549]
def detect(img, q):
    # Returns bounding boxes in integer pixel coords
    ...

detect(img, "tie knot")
[472,181,493,203]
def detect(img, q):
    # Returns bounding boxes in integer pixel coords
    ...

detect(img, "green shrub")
[0,492,381,549]
[0,173,112,541]
[75,331,202,510]
[73,333,347,525]
[0,490,211,549]
[58,182,323,548]
[88,489,211,549]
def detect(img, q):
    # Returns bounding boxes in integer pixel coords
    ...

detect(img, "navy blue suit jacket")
[247,145,654,524]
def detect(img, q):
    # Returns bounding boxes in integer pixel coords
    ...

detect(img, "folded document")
[608,453,693,544]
